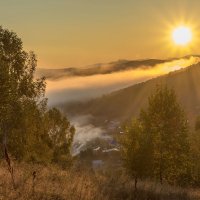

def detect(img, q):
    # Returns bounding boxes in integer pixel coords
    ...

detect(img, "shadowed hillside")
[63,62,200,126]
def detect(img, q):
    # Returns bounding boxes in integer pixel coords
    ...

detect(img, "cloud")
[36,58,177,80]
[43,56,200,105]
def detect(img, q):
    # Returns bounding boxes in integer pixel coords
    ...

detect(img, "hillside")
[1,162,199,200]
[63,62,200,126]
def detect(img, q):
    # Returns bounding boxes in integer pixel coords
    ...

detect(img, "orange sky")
[1,0,200,68]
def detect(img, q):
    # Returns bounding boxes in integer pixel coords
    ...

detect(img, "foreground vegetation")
[120,86,200,188]
[0,162,200,200]
[1,26,200,199]
[0,26,74,164]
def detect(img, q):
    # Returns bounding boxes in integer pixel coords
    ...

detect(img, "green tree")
[0,26,74,165]
[140,86,190,185]
[190,123,200,186]
[119,119,151,189]
[120,85,191,186]
[0,26,45,147]
[45,108,75,166]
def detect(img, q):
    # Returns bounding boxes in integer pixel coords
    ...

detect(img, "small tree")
[119,119,150,189]
[45,108,75,166]
[190,121,200,186]
[120,85,191,186]
[141,85,190,185]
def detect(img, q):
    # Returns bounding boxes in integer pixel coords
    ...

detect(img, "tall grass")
[0,161,199,200]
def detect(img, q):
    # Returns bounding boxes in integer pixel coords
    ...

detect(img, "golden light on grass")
[172,26,192,46]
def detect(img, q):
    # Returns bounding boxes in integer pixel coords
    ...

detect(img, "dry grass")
[0,161,200,200]
[0,161,105,200]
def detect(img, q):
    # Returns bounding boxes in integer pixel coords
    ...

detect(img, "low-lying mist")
[40,56,200,154]
[70,115,111,155]
[44,56,200,105]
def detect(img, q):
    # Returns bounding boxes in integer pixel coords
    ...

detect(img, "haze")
[1,0,200,68]
[45,56,199,105]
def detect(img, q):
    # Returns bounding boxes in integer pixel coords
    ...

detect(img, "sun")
[172,26,192,46]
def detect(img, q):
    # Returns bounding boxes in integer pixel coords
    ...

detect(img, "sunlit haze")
[2,1,200,196]
[1,0,200,68]
[172,26,192,46]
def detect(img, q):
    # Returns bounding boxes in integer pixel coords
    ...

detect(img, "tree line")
[119,85,200,188]
[0,26,74,167]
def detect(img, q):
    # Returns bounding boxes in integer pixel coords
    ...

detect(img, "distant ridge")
[63,61,200,126]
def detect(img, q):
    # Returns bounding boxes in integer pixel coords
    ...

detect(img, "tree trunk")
[4,144,16,189]
[159,169,163,185]
[134,176,138,190]
[2,124,16,189]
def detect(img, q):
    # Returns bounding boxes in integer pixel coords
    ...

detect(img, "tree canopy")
[120,85,191,186]
[0,26,74,165]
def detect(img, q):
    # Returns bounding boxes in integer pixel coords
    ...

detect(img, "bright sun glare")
[172,26,192,46]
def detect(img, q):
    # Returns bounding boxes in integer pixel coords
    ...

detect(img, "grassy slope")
[0,161,200,200]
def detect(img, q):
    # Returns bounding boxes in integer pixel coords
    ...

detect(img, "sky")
[1,0,200,68]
